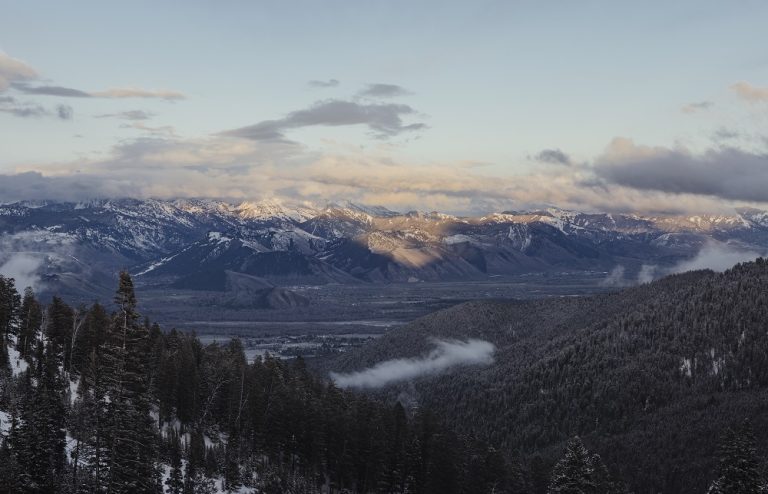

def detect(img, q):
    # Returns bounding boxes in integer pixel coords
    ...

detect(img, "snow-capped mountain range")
[1,198,768,298]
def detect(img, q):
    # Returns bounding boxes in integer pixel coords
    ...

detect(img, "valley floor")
[137,272,611,359]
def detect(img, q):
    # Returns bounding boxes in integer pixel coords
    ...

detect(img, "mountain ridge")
[1,198,767,298]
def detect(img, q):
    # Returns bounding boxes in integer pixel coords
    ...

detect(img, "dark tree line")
[0,273,526,493]
[1,268,767,493]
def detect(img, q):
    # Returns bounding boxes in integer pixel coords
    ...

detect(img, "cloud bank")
[330,339,495,389]
[594,138,768,203]
[3,54,768,217]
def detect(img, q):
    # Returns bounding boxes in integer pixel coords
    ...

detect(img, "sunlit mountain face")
[1,198,766,301]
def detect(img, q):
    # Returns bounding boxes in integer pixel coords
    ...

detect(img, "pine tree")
[183,429,207,494]
[0,275,20,339]
[18,287,42,360]
[165,433,184,494]
[11,339,67,493]
[548,437,597,494]
[0,336,9,374]
[508,456,528,494]
[708,422,766,494]
[46,296,74,371]
[186,471,217,494]
[103,271,160,494]
[0,412,22,494]
[80,348,112,492]
[530,456,551,494]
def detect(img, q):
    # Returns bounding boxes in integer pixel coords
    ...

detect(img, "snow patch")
[8,340,28,377]
[679,358,692,378]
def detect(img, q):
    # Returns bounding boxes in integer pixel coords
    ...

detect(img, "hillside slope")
[324,259,768,494]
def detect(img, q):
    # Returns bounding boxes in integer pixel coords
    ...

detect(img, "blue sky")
[1,1,767,214]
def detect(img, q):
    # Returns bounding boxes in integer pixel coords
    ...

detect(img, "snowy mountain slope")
[2,199,768,293]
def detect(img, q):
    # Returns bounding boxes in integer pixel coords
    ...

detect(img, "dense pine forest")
[1,266,768,493]
[325,260,768,493]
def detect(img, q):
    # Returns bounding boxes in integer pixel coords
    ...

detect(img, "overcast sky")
[1,0,767,214]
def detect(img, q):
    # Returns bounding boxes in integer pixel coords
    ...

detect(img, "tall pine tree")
[103,272,160,494]
[708,422,767,494]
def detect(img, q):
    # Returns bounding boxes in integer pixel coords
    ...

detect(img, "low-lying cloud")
[0,253,45,292]
[600,265,630,287]
[605,241,765,287]
[670,241,764,274]
[0,171,136,203]
[330,339,495,389]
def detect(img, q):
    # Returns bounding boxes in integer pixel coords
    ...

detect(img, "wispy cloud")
[56,104,74,120]
[12,83,91,97]
[330,339,495,389]
[91,87,185,100]
[681,101,713,113]
[120,121,177,137]
[534,148,571,166]
[0,52,37,91]
[308,79,340,88]
[96,110,154,121]
[221,99,427,141]
[0,95,73,120]
[731,82,768,104]
[357,83,412,99]
[14,82,185,101]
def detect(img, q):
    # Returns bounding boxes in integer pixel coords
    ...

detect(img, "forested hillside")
[326,259,768,493]
[2,264,767,493]
[0,273,548,493]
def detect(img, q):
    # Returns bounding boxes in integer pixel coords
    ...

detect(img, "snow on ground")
[213,478,255,494]
[8,338,28,377]
[68,377,80,405]
[0,411,10,437]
